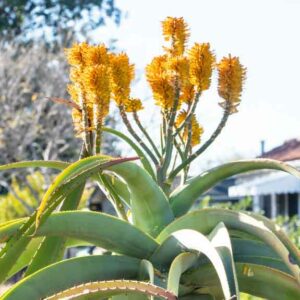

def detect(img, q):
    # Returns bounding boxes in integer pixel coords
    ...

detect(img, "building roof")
[260,139,300,161]
[228,139,300,196]
[229,172,300,196]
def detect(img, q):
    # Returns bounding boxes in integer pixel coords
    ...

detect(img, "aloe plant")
[0,17,300,299]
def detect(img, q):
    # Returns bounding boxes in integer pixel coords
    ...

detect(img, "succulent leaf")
[170,159,300,217]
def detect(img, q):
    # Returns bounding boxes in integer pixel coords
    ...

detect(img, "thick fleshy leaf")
[247,211,300,267]
[103,174,131,207]
[149,235,184,271]
[170,159,300,217]
[0,211,159,260]
[180,295,213,300]
[208,223,239,298]
[139,260,154,283]
[183,263,300,300]
[162,229,236,300]
[231,238,290,274]
[157,208,300,284]
[1,255,141,300]
[103,127,155,179]
[6,238,43,279]
[6,238,92,280]
[0,160,69,171]
[108,162,174,237]
[0,219,26,243]
[167,252,198,296]
[36,155,116,226]
[25,184,86,275]
[0,157,134,283]
[0,212,37,283]
[0,159,72,274]
[46,280,177,300]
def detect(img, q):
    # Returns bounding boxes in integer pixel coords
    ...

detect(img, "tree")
[0,42,121,169]
[0,0,121,45]
[0,0,122,166]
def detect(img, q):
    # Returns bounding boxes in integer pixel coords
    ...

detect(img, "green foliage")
[276,215,300,249]
[0,170,94,223]
[0,172,43,223]
[0,157,299,299]
[206,197,300,249]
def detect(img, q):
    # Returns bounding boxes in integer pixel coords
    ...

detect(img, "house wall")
[254,193,299,219]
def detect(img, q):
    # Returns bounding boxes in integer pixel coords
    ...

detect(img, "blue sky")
[95,0,300,169]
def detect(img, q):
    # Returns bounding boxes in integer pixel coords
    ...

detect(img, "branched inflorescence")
[62,16,246,189]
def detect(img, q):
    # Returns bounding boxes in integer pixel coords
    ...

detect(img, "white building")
[229,139,300,219]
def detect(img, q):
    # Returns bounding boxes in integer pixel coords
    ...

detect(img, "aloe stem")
[169,103,231,180]
[173,92,201,137]
[93,104,103,154]
[133,111,161,159]
[158,84,180,186]
[95,121,102,154]
[79,90,92,155]
[119,105,159,166]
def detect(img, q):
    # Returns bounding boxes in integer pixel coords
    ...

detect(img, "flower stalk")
[169,102,231,180]
[133,111,161,159]
[62,17,245,194]
[119,105,159,167]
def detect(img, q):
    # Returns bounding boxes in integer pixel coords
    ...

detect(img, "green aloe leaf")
[149,234,184,271]
[0,158,74,275]
[170,159,300,217]
[167,252,198,296]
[180,295,213,300]
[47,280,176,300]
[231,238,290,274]
[0,158,73,275]
[0,155,137,285]
[0,211,159,259]
[25,184,86,276]
[108,162,174,237]
[103,127,155,179]
[162,229,237,300]
[183,263,300,300]
[0,218,26,243]
[0,255,141,300]
[208,222,239,299]
[157,208,300,284]
[139,260,154,283]
[36,155,115,226]
[0,212,37,283]
[0,160,69,171]
[247,211,300,267]
[5,238,92,280]
[103,174,131,207]
[7,237,43,279]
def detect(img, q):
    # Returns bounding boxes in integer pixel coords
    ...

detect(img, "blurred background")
[0,0,299,242]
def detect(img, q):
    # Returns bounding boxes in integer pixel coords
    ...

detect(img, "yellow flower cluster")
[146,55,175,110]
[180,81,195,105]
[189,43,215,92]
[146,17,215,111]
[175,110,204,147]
[125,98,144,113]
[65,43,135,135]
[162,17,189,56]
[65,43,89,67]
[110,53,135,106]
[64,17,246,153]
[218,55,246,113]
